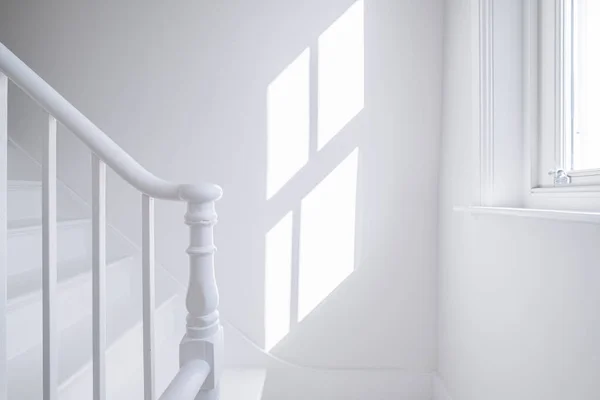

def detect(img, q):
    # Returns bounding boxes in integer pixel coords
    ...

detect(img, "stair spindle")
[142,194,156,399]
[92,155,106,400]
[42,116,58,400]
[0,72,8,400]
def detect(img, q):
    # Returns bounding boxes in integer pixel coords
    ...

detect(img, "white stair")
[8,179,88,221]
[8,218,91,277]
[6,176,267,399]
[7,255,133,360]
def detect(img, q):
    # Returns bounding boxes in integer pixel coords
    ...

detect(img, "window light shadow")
[266,49,311,199]
[298,148,359,321]
[264,212,293,351]
[263,0,364,350]
[318,0,364,150]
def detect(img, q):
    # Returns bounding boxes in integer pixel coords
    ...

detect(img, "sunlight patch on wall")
[267,49,311,199]
[318,0,364,150]
[298,149,359,321]
[264,211,293,350]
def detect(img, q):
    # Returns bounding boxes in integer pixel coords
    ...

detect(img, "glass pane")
[572,0,600,170]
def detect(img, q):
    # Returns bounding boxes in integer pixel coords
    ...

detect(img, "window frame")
[472,0,600,213]
[533,0,600,191]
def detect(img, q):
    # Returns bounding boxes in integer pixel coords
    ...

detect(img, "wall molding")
[477,0,495,206]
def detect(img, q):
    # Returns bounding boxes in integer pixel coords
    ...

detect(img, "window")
[537,0,600,187]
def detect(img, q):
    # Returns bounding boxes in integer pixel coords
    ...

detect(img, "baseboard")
[433,373,453,400]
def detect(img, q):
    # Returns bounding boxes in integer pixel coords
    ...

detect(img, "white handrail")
[0,41,223,400]
[158,360,210,400]
[0,43,221,203]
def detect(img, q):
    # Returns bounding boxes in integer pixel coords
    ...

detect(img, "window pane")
[572,0,600,170]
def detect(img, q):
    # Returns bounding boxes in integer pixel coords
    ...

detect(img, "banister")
[0,43,221,203]
[158,360,211,400]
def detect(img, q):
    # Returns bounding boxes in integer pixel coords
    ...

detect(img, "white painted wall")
[0,0,443,370]
[438,0,600,399]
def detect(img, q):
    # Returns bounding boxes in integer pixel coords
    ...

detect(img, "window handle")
[548,169,571,186]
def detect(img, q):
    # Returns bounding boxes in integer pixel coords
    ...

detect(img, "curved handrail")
[0,43,221,203]
[158,360,210,400]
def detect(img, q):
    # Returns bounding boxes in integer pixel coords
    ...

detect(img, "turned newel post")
[180,199,223,400]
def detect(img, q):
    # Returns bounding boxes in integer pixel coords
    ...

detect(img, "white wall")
[439,1,600,399]
[0,0,444,370]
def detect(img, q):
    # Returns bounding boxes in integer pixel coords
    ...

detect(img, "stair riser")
[7,258,133,360]
[8,186,42,221]
[8,183,88,222]
[58,296,182,400]
[8,221,91,277]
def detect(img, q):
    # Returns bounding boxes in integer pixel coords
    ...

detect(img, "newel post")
[180,200,223,400]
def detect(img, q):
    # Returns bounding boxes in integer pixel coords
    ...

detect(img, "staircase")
[0,41,264,399]
[0,41,439,400]
[5,155,266,398]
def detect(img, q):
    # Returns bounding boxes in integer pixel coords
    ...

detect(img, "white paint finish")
[298,149,358,321]
[317,0,364,150]
[455,205,600,224]
[42,115,57,400]
[266,49,310,199]
[0,43,221,203]
[92,155,106,400]
[260,369,433,400]
[181,201,222,398]
[490,0,524,206]
[439,0,600,398]
[0,0,443,371]
[58,294,181,400]
[6,256,133,360]
[159,360,209,400]
[7,140,40,181]
[477,0,494,206]
[0,72,8,400]
[264,211,292,351]
[7,181,44,221]
[219,369,266,400]
[7,179,88,222]
[142,194,156,400]
[7,218,91,277]
[7,258,179,400]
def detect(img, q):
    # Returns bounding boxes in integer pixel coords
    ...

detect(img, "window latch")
[548,169,571,186]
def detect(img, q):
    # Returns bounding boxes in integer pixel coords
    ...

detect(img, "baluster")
[0,72,8,400]
[43,115,58,400]
[92,155,106,400]
[180,201,223,400]
[142,194,156,399]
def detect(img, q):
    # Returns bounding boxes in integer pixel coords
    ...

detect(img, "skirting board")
[433,374,454,400]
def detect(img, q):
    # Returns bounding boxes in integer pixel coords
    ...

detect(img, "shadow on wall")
[263,0,364,351]
[1,0,441,372]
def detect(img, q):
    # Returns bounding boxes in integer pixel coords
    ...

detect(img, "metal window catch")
[548,169,571,186]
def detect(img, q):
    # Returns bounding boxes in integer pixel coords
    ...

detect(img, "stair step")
[59,294,180,400]
[8,218,91,277]
[7,279,179,400]
[8,180,87,221]
[6,256,134,360]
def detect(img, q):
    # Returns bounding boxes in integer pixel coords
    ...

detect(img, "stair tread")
[7,180,41,189]
[7,255,133,306]
[8,217,89,233]
[7,281,179,399]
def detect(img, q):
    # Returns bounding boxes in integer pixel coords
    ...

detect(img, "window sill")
[454,206,600,224]
[531,186,600,197]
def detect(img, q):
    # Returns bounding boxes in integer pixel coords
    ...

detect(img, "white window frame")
[472,0,600,213]
[530,0,600,193]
